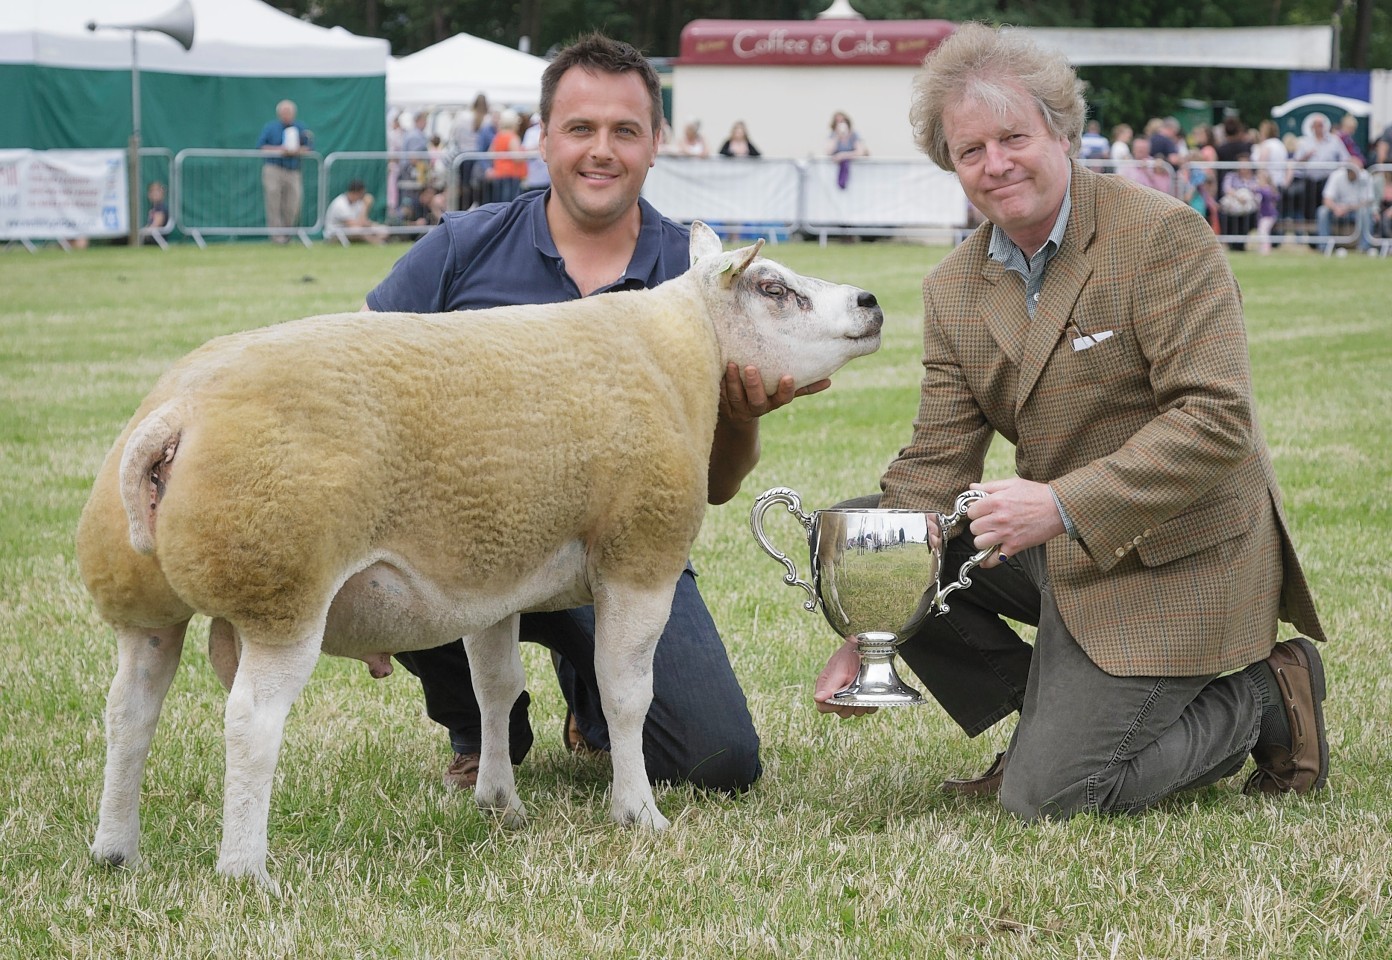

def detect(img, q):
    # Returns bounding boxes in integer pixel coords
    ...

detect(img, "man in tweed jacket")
[814,23,1327,819]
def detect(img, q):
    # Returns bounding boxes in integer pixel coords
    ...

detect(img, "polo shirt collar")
[528,191,667,293]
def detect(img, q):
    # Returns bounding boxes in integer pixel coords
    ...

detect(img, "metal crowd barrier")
[321,149,541,243]
[137,147,175,249]
[1080,157,1390,255]
[1181,159,1373,253]
[175,148,324,248]
[322,150,434,243]
[1373,163,1392,256]
[11,147,1391,255]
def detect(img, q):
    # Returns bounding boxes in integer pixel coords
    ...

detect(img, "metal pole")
[128,30,141,247]
[1331,12,1341,71]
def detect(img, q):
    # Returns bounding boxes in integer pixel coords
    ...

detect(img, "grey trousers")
[261,164,303,232]
[855,498,1265,819]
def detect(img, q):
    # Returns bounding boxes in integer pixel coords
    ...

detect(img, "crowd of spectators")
[1078,109,1392,254]
[315,96,1392,253]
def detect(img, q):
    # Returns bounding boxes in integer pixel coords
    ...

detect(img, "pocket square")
[1071,329,1114,352]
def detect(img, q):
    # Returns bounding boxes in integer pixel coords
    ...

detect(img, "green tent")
[1,0,389,237]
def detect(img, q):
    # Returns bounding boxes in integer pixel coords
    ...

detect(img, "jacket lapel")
[1014,164,1098,413]
[978,256,1028,366]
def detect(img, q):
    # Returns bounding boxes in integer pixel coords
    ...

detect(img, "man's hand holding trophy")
[749,486,1000,715]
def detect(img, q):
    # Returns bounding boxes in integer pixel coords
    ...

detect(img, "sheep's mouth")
[844,330,882,347]
[844,325,883,342]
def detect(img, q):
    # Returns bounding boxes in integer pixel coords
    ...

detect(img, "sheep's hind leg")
[593,580,676,831]
[92,620,189,871]
[463,615,526,827]
[215,633,321,892]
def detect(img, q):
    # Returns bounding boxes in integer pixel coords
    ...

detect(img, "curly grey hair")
[910,22,1086,170]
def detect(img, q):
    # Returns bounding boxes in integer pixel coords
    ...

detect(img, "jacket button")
[1115,547,1126,558]
[1143,529,1153,537]
[1133,535,1144,545]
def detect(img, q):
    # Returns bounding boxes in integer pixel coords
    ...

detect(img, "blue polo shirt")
[256,120,311,170]
[365,190,691,313]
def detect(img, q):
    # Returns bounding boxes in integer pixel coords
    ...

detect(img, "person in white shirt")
[1289,114,1350,223]
[324,179,388,245]
[1316,164,1376,253]
[1109,123,1133,165]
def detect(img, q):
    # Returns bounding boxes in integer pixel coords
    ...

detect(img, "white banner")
[645,157,802,226]
[643,156,970,234]
[0,149,128,240]
[800,157,967,229]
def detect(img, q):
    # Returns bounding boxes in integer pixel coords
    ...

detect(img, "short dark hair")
[346,179,366,193]
[539,32,663,136]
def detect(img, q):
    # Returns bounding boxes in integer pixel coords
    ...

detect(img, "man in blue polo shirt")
[365,33,825,797]
[256,99,312,244]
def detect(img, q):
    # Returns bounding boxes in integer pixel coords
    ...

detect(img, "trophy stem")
[831,631,926,707]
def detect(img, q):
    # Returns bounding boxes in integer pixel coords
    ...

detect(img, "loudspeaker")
[86,0,196,51]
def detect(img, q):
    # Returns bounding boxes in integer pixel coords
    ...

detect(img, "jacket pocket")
[1135,494,1255,567]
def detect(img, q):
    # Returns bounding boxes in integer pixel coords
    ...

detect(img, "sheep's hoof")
[614,803,670,831]
[476,789,527,829]
[217,855,280,895]
[91,844,140,871]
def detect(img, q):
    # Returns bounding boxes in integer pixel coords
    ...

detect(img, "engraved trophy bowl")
[749,486,999,707]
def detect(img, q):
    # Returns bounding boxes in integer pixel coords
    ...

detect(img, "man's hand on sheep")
[708,363,832,504]
[719,362,831,424]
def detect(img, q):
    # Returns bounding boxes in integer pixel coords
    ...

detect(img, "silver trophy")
[750,486,999,707]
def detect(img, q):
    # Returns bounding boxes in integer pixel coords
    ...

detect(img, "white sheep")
[76,222,883,890]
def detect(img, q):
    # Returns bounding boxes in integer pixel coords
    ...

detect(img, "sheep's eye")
[759,281,788,298]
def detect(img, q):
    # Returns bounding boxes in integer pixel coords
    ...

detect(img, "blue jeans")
[395,567,761,793]
[898,527,1263,820]
[1316,205,1374,250]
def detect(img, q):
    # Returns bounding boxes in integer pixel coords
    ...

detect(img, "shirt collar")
[529,191,665,292]
[987,165,1073,266]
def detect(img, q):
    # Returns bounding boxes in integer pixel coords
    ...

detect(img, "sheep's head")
[687,221,882,394]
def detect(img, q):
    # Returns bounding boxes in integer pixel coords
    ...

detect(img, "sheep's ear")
[715,238,765,288]
[729,238,764,278]
[688,221,723,266]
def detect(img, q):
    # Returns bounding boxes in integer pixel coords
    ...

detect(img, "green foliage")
[270,0,1388,149]
[1,238,1389,957]
[270,0,1390,69]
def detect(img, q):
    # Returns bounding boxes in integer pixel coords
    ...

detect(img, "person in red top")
[486,109,527,203]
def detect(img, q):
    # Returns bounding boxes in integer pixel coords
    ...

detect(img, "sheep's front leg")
[92,621,189,870]
[593,580,677,830]
[463,615,526,827]
[216,634,321,891]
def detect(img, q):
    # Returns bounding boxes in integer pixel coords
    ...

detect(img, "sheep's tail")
[118,400,186,556]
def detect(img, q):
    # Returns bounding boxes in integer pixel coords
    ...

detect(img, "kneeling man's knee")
[999,769,1087,822]
[678,736,762,795]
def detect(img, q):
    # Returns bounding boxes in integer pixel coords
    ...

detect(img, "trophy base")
[829,686,926,708]
[831,635,926,707]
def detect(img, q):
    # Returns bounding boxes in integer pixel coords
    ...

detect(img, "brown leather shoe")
[563,710,603,757]
[1243,637,1329,796]
[442,752,480,792]
[941,751,1007,797]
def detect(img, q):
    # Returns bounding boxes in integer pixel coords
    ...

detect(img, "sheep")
[76,221,883,890]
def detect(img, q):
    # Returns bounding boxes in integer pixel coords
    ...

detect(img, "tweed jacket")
[881,163,1324,677]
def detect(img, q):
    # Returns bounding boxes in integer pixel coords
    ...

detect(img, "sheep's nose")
[857,291,878,309]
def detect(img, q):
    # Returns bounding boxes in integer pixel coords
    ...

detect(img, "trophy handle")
[938,489,984,539]
[749,487,818,611]
[933,489,1001,614]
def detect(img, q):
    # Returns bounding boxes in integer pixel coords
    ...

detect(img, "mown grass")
[0,237,1388,958]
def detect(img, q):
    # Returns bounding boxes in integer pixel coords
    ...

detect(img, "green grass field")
[1,238,1389,958]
